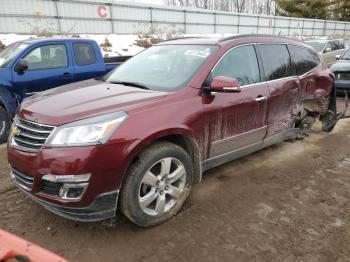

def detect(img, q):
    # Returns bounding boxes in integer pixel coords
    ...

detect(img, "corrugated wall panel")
[186,24,214,34]
[152,9,184,23]
[0,0,350,35]
[58,2,111,19]
[152,23,185,33]
[216,25,237,34]
[60,19,111,34]
[186,12,214,24]
[240,16,258,26]
[113,21,150,34]
[0,0,56,16]
[216,14,238,25]
[112,6,150,21]
[0,17,59,33]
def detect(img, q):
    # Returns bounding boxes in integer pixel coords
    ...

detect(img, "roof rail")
[161,36,210,42]
[218,34,297,42]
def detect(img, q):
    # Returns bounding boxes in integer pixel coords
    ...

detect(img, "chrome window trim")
[210,43,261,88]
[209,42,318,91]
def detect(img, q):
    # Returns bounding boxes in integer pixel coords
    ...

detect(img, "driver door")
[12,43,74,99]
[204,44,269,159]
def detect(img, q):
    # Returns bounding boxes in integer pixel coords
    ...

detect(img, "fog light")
[59,183,88,201]
[41,174,91,201]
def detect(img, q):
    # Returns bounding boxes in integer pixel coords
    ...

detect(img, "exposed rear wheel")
[0,107,11,144]
[120,142,193,227]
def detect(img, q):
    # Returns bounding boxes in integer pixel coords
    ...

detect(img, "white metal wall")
[0,0,350,35]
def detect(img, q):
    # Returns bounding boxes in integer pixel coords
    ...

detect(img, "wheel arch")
[121,129,203,189]
[0,85,17,117]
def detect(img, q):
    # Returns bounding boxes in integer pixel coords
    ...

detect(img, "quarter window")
[73,43,97,66]
[212,45,260,86]
[259,44,292,81]
[289,46,320,75]
[23,44,68,70]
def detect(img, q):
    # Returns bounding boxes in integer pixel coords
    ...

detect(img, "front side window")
[212,45,260,86]
[23,44,68,70]
[324,42,333,52]
[259,44,292,81]
[73,43,97,66]
[0,42,29,68]
[289,45,320,75]
[332,41,340,50]
[106,45,217,92]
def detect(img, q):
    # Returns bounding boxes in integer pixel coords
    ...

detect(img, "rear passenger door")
[72,42,106,82]
[258,44,299,137]
[204,45,270,158]
[288,45,321,99]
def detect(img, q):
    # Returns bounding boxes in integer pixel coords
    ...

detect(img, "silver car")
[306,39,346,67]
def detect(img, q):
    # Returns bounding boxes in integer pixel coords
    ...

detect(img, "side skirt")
[203,128,301,172]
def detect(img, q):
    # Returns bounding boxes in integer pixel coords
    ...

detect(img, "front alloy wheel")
[120,142,193,227]
[139,157,186,216]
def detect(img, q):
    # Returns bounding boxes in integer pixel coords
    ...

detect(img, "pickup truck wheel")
[0,107,11,144]
[120,142,193,227]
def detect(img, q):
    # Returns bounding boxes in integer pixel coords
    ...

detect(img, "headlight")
[47,111,127,146]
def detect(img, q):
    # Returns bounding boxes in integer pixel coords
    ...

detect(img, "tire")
[0,107,11,144]
[120,141,193,227]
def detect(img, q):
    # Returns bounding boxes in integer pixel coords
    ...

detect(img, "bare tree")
[163,0,276,15]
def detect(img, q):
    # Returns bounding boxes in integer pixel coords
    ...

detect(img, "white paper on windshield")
[184,50,210,58]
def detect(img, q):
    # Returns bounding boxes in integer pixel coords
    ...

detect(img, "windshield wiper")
[108,81,151,90]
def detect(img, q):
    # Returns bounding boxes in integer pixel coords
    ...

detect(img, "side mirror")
[336,54,341,60]
[209,76,241,93]
[324,47,332,53]
[14,60,28,73]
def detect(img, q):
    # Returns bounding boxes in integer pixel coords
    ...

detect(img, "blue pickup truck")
[0,37,129,142]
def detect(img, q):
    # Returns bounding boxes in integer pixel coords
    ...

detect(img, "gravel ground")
[1,98,350,262]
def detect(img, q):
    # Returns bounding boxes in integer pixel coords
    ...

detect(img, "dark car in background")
[7,35,337,227]
[330,48,350,95]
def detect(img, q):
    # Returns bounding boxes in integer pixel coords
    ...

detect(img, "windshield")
[306,41,326,52]
[0,42,28,68]
[105,45,218,92]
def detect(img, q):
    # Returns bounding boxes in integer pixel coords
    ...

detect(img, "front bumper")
[7,138,134,221]
[22,187,119,222]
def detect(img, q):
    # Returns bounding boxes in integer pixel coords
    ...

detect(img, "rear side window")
[259,44,292,81]
[73,43,96,66]
[212,45,260,86]
[288,45,320,75]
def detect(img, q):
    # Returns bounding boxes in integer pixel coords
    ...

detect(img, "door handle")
[63,72,73,77]
[255,96,267,102]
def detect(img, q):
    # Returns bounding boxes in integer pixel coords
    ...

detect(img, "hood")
[330,60,350,73]
[19,79,167,125]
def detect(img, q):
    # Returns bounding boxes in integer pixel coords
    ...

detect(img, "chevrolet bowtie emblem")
[11,126,20,136]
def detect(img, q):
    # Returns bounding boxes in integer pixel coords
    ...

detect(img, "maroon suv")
[7,35,336,227]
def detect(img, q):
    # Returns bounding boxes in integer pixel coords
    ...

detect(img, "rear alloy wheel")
[0,107,11,144]
[120,142,193,227]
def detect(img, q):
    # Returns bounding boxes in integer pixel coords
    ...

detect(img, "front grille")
[335,71,350,80]
[10,167,34,191]
[11,117,55,152]
[40,180,63,197]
